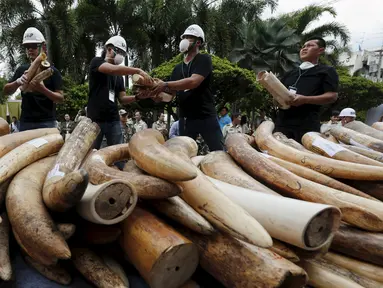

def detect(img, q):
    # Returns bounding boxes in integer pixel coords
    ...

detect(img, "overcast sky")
[1,0,383,77]
[262,0,383,51]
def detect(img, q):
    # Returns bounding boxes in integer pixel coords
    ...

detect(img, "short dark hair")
[231,113,240,121]
[220,106,229,113]
[12,116,17,120]
[307,37,326,49]
[332,110,340,117]
[240,115,247,125]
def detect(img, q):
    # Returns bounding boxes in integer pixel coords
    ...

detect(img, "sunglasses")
[24,44,40,50]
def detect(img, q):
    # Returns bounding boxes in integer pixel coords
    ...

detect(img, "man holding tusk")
[150,24,224,151]
[3,27,63,131]
[274,37,339,143]
[87,35,152,152]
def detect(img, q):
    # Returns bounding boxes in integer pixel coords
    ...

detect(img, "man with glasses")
[87,35,151,151]
[274,37,339,143]
[3,27,63,131]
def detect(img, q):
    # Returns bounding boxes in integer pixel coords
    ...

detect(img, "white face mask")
[299,61,316,70]
[179,39,191,53]
[114,53,124,65]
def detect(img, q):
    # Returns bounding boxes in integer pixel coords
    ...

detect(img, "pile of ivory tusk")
[1,117,383,288]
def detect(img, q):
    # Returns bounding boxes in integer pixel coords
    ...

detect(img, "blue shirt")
[219,114,232,130]
[169,121,179,138]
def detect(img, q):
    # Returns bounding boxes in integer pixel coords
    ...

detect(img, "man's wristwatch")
[164,82,171,94]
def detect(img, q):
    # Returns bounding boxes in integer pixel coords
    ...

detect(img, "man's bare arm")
[289,92,338,107]
[3,81,20,95]
[118,91,136,105]
[167,74,205,91]
[98,63,145,77]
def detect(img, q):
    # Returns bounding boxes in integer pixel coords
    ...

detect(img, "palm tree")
[321,39,351,67]
[230,4,351,74]
[281,4,350,45]
[137,0,195,68]
[194,0,277,58]
[231,18,301,75]
[74,0,139,82]
[75,0,194,71]
[0,0,79,71]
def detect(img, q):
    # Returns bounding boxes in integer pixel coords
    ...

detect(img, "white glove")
[16,74,28,86]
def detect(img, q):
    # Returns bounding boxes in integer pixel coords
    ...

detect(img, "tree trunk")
[124,56,129,88]
[167,105,171,133]
[251,109,255,131]
[43,20,52,64]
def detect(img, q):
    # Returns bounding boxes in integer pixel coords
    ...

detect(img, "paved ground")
[1,250,150,288]
[0,249,224,288]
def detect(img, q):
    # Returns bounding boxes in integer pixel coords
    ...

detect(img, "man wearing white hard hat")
[3,27,63,131]
[87,35,151,151]
[151,24,224,151]
[339,108,356,126]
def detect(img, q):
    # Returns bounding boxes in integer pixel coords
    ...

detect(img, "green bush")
[57,77,88,120]
[0,77,8,104]
[321,74,383,120]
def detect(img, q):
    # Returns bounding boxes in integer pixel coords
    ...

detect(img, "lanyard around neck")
[291,68,309,88]
[182,57,195,79]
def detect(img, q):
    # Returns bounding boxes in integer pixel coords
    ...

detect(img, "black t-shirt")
[276,65,339,127]
[87,57,125,122]
[171,54,216,119]
[10,64,62,122]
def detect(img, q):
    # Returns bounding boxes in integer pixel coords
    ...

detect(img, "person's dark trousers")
[179,117,186,136]
[20,120,56,131]
[184,116,224,151]
[94,121,124,169]
[274,123,320,144]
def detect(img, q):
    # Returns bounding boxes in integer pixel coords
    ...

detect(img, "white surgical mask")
[299,61,316,70]
[179,39,191,53]
[114,54,124,65]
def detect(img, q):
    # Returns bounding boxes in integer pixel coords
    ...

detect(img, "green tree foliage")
[283,4,349,45]
[0,77,8,104]
[56,77,88,120]
[198,0,277,59]
[0,0,79,73]
[321,69,383,120]
[232,4,350,74]
[231,18,301,75]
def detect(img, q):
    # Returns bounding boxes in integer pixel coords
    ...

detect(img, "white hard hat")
[22,27,45,44]
[181,24,205,42]
[339,108,356,118]
[119,109,128,116]
[105,35,127,53]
